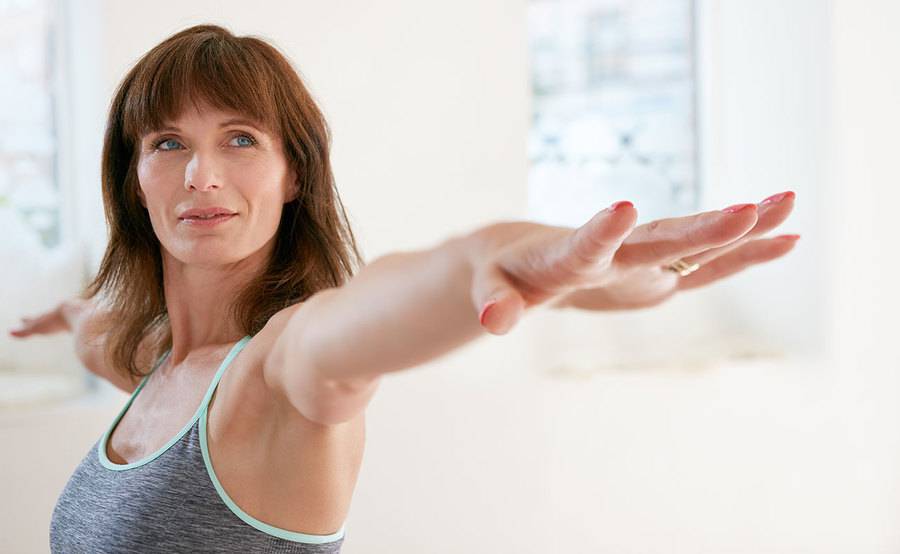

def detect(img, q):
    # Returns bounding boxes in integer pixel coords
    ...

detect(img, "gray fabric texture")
[49,337,345,553]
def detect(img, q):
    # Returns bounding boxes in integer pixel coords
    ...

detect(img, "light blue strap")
[198,334,253,411]
[98,335,252,471]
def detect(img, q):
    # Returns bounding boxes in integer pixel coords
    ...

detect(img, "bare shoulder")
[218,298,375,432]
[219,301,303,418]
[218,298,369,455]
[256,291,382,427]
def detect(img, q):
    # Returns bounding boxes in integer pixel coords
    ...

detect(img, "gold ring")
[666,258,700,276]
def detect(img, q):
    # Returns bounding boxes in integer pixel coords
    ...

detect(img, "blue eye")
[232,134,256,147]
[154,138,181,151]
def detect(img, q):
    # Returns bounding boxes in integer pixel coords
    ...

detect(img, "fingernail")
[609,200,633,212]
[760,191,796,205]
[777,234,801,240]
[479,300,498,326]
[721,203,756,214]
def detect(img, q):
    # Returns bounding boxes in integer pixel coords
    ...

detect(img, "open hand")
[8,298,90,338]
[469,191,798,335]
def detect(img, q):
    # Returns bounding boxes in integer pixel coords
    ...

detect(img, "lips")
[178,213,236,228]
[178,206,236,220]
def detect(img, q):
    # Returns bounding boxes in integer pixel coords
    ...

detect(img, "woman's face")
[136,101,296,268]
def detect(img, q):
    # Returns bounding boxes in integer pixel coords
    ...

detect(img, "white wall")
[4,1,900,553]
[827,0,900,549]
[697,0,832,358]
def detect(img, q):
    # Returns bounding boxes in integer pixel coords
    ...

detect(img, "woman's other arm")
[10,299,141,393]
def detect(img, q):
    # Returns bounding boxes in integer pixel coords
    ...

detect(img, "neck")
[161,245,269,366]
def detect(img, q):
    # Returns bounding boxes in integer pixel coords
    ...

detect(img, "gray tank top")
[49,335,347,553]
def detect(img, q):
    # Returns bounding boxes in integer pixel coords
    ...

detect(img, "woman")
[9,24,799,553]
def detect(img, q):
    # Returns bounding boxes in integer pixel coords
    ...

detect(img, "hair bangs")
[121,33,281,142]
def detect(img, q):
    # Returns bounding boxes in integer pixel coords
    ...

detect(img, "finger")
[675,235,800,291]
[8,316,35,336]
[470,264,526,336]
[564,201,638,269]
[680,191,796,267]
[614,203,759,267]
[8,311,63,337]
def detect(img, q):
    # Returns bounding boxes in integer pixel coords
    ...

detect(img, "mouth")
[177,206,238,219]
[178,213,237,226]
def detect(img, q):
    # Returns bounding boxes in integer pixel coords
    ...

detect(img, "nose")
[184,152,222,192]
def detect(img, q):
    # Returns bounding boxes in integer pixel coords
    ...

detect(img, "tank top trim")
[199,403,348,544]
[97,335,253,471]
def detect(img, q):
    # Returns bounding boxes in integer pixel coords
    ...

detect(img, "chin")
[163,242,241,267]
[190,249,244,266]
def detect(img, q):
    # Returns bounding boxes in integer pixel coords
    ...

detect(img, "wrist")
[59,298,92,332]
[463,220,543,265]
[547,294,572,310]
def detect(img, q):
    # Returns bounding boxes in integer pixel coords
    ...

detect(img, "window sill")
[0,372,87,411]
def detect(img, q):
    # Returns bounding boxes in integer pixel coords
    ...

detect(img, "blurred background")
[0,0,897,552]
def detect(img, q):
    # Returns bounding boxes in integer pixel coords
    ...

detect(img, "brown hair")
[80,23,365,381]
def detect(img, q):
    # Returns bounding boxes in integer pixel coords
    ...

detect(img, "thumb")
[8,317,37,338]
[470,264,526,335]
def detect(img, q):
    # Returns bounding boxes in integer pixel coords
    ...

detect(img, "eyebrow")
[151,118,266,134]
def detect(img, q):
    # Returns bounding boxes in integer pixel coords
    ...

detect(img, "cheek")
[136,158,167,198]
[135,161,153,205]
[136,160,182,224]
[245,184,286,224]
[242,162,290,202]
[245,177,289,235]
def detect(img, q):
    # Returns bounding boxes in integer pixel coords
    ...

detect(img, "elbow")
[296,374,383,426]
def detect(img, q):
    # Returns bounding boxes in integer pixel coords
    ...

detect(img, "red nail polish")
[761,191,796,205]
[609,201,633,212]
[721,203,756,214]
[479,300,497,326]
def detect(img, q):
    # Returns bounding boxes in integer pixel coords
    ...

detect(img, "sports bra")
[49,335,347,552]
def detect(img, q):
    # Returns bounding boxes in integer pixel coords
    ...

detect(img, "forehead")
[153,103,269,133]
[135,88,280,138]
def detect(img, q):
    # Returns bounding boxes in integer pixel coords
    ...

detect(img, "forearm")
[66,299,110,371]
[68,298,148,391]
[547,288,609,310]
[299,231,488,383]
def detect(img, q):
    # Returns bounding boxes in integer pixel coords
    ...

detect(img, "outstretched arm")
[264,231,491,426]
[273,232,490,387]
[266,192,798,425]
[265,202,640,425]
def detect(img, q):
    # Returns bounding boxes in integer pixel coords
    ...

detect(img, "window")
[522,0,804,373]
[527,0,698,227]
[1,0,104,404]
[0,0,62,249]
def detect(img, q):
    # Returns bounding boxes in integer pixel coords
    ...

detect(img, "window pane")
[527,0,698,226]
[0,0,60,249]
